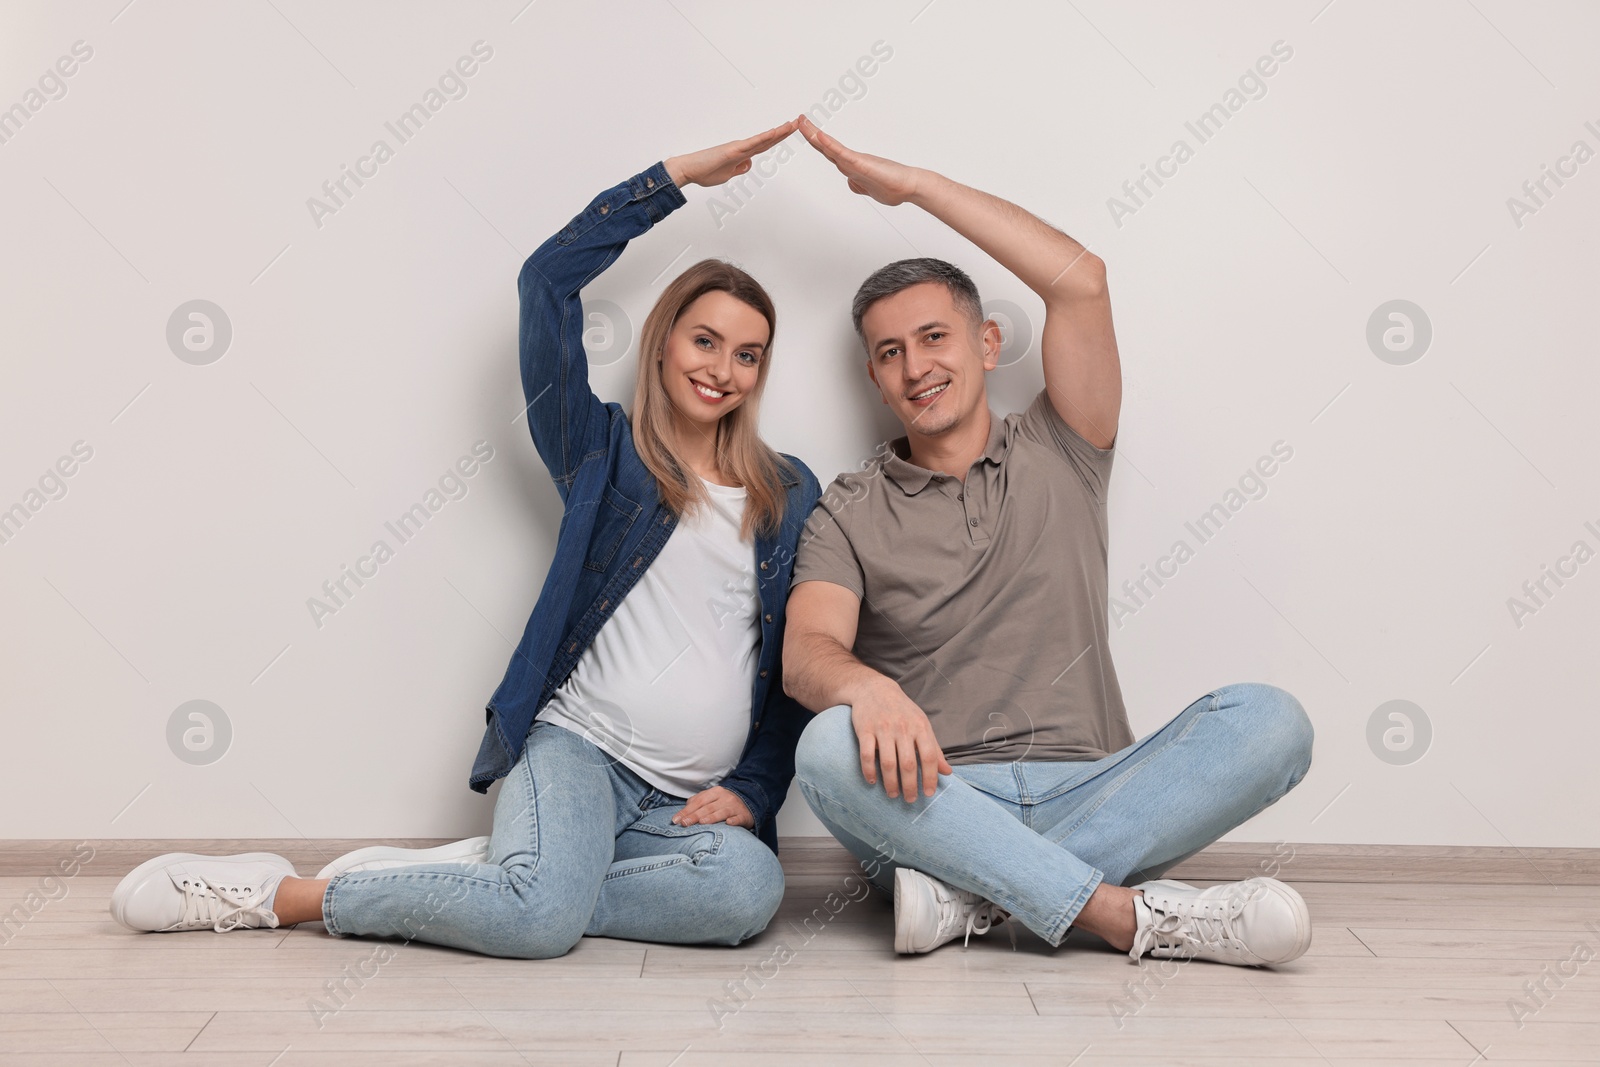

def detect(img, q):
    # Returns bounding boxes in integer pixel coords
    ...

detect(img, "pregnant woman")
[112,122,823,958]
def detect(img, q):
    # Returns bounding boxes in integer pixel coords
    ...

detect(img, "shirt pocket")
[584,481,643,573]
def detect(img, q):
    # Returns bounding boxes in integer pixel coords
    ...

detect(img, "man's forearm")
[784,632,899,713]
[906,170,1104,303]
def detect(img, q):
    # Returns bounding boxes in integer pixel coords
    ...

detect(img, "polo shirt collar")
[881,408,1007,495]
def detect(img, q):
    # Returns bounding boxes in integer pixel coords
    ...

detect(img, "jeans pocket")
[617,810,727,866]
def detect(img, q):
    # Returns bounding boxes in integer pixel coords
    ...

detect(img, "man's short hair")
[850,257,983,343]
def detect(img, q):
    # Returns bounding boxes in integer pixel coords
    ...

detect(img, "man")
[784,115,1316,965]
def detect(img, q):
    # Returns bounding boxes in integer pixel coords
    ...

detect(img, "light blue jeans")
[323,721,786,958]
[793,682,1314,947]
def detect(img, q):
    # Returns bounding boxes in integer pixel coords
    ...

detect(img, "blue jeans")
[323,721,786,958]
[793,682,1314,947]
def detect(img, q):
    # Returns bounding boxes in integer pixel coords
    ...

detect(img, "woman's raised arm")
[515,122,797,498]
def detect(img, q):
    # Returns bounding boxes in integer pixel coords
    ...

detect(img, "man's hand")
[664,121,797,189]
[783,581,949,802]
[796,115,921,206]
[851,676,953,802]
[672,786,754,828]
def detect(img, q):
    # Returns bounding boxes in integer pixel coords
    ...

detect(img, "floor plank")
[1449,1019,1600,1062]
[4,867,1596,1063]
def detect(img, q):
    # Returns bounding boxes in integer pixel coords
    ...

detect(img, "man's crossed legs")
[794,682,1315,964]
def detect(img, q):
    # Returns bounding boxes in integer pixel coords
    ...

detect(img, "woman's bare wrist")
[663,156,689,188]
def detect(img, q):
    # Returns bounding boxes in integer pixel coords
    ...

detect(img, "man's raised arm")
[797,115,1121,450]
[784,580,951,802]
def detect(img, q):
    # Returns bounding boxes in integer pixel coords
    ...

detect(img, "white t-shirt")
[538,480,761,797]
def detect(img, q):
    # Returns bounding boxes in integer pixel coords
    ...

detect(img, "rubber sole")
[1254,877,1314,964]
[892,866,929,954]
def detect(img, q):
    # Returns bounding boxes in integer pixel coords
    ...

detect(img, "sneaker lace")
[177,877,277,932]
[1133,883,1264,959]
[941,894,1015,949]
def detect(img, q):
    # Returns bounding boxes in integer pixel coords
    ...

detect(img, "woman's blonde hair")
[631,259,795,539]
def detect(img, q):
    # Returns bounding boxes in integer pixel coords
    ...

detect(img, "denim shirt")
[470,162,822,853]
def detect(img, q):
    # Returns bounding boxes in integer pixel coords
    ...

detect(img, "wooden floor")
[3,842,1599,1065]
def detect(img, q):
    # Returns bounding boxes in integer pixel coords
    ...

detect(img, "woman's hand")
[796,114,923,206]
[672,785,754,828]
[664,121,797,189]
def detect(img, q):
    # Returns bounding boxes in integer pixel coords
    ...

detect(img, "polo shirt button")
[957,493,964,501]
[764,613,773,623]
[969,518,979,527]
[759,561,768,570]
[759,669,768,678]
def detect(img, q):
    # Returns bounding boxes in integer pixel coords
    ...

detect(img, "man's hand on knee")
[849,679,953,802]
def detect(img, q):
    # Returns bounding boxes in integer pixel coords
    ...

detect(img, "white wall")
[2,1,1595,848]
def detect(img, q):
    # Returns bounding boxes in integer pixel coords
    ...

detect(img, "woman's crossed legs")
[306,721,784,958]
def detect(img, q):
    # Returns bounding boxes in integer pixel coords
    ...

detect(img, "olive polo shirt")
[792,388,1134,764]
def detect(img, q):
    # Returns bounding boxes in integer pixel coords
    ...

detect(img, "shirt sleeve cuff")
[718,779,769,830]
[631,161,688,210]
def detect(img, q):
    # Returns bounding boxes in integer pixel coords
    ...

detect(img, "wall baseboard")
[780,841,1600,885]
[5,839,1598,884]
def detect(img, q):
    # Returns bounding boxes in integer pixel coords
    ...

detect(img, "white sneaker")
[893,867,1011,954]
[110,853,295,933]
[314,836,491,879]
[1129,877,1312,966]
